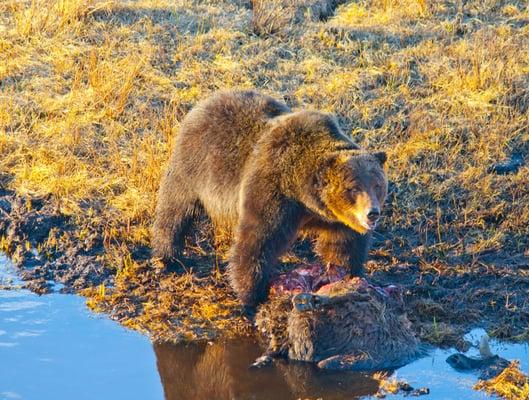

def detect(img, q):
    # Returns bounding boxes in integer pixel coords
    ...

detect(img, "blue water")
[0,256,164,400]
[389,329,529,400]
[2,254,528,400]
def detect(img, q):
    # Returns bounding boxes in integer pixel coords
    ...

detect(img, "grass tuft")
[475,361,529,399]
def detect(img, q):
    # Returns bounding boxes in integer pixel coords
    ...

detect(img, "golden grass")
[374,372,401,395]
[1,0,529,340]
[475,361,529,399]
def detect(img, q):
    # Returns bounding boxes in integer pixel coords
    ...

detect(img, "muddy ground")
[1,185,528,348]
[3,2,529,398]
[1,0,529,364]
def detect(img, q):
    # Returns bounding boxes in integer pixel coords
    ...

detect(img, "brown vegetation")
[0,0,528,345]
[475,361,529,399]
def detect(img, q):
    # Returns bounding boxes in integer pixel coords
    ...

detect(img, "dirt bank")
[1,0,528,345]
[1,186,528,346]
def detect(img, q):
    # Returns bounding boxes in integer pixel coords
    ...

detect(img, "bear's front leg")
[228,197,301,310]
[314,226,371,276]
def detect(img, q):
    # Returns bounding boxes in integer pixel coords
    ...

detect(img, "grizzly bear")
[152,90,387,309]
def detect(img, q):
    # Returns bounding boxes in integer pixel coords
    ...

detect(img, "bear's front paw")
[241,304,257,322]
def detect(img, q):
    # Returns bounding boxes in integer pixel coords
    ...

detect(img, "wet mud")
[2,187,529,350]
[0,189,114,294]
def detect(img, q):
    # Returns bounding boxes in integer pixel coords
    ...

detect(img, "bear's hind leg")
[152,173,200,265]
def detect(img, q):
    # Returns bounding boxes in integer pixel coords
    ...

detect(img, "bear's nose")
[367,208,380,222]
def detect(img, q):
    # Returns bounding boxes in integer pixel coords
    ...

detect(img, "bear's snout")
[367,207,380,222]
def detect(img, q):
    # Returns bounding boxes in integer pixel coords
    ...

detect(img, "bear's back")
[171,90,290,227]
[175,90,290,186]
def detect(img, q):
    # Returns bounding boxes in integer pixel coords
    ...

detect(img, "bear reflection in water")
[153,339,380,400]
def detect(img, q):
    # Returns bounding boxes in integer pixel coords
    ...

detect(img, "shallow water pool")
[152,334,528,400]
[1,255,528,400]
[0,256,163,400]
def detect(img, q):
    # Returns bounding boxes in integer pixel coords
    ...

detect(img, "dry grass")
[373,372,429,397]
[475,361,529,399]
[251,0,293,36]
[1,0,529,341]
[82,258,251,341]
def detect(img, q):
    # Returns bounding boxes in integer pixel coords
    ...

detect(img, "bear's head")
[321,152,388,234]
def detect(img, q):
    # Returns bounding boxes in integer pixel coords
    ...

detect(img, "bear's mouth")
[353,214,377,232]
[366,220,377,230]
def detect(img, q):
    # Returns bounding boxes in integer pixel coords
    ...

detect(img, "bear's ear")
[373,151,387,166]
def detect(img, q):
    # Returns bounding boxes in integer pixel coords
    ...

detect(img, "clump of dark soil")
[0,189,113,294]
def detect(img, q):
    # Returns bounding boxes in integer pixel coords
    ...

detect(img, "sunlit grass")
[475,361,529,400]
[1,0,528,346]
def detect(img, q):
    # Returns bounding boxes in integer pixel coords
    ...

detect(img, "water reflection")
[153,330,529,400]
[4,253,529,400]
[154,339,380,400]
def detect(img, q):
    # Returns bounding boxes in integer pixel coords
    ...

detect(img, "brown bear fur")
[152,90,388,307]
